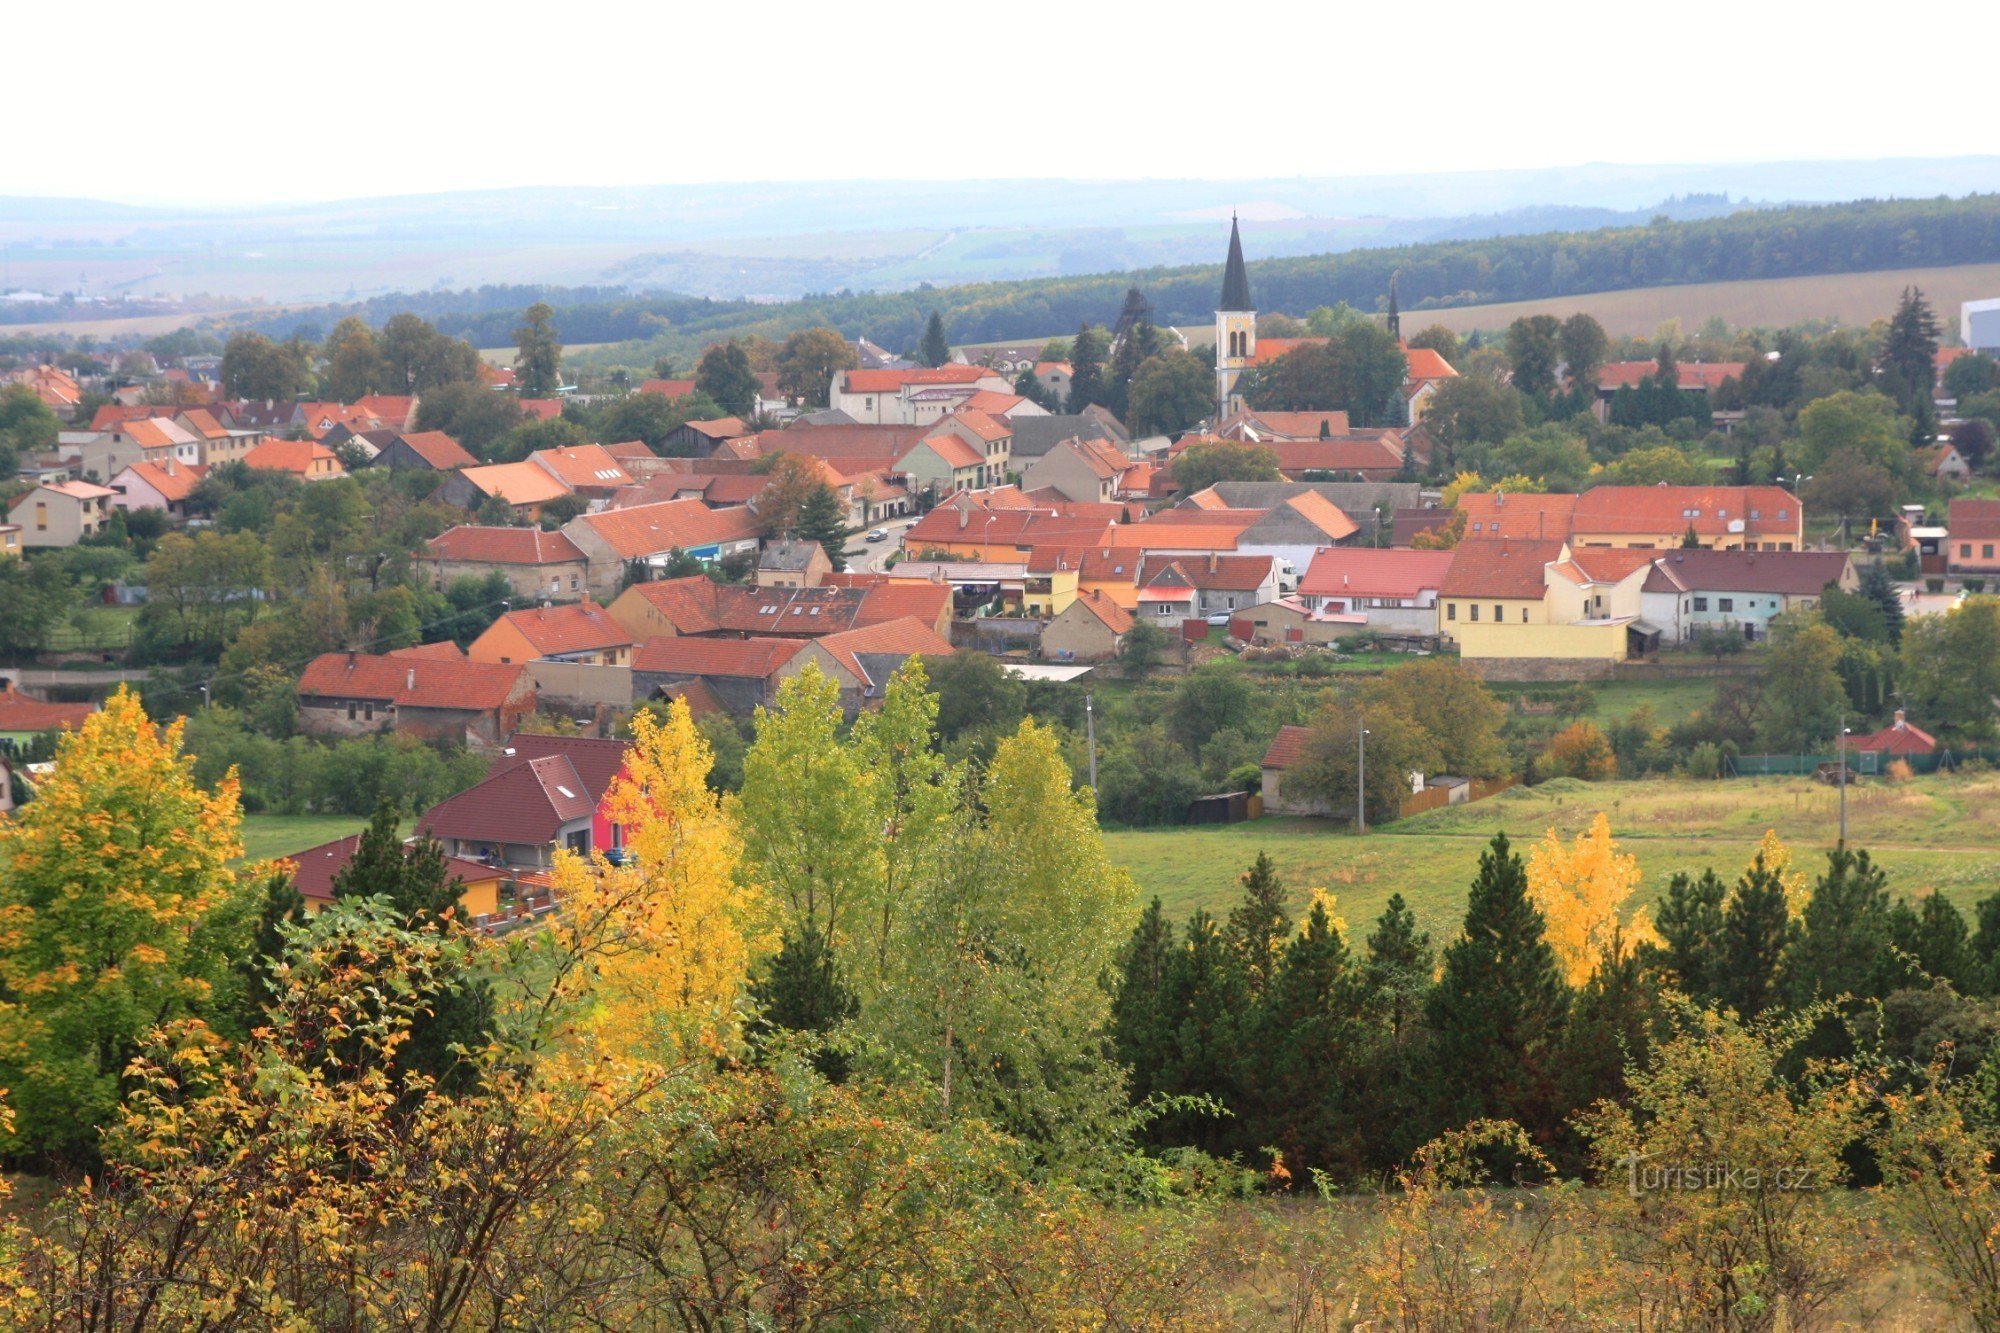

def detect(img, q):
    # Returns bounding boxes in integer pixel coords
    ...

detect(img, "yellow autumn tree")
[1749,828,1811,917]
[0,686,248,1161]
[1525,812,1657,985]
[545,698,768,1061]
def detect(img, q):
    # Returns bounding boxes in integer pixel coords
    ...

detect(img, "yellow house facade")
[1439,541,1660,664]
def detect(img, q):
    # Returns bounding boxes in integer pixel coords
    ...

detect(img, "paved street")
[845,515,921,573]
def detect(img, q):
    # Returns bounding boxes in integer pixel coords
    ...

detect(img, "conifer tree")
[918,311,950,369]
[1224,852,1292,1000]
[1888,893,1975,992]
[1858,561,1905,645]
[1560,931,1664,1132]
[796,483,849,571]
[748,924,858,1080]
[1650,868,1728,1002]
[1421,834,1571,1142]
[1105,317,1150,421]
[1718,852,1793,1018]
[1363,893,1433,1046]
[1110,898,1177,1104]
[1783,846,1897,1007]
[237,866,305,1030]
[1882,286,1940,413]
[1249,897,1361,1172]
[1066,323,1108,413]
[1156,908,1242,1151]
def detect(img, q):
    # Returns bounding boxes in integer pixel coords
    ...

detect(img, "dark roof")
[632,635,806,679]
[1641,549,1851,597]
[1220,215,1253,311]
[486,733,631,803]
[420,754,596,846]
[281,832,501,904]
[1009,414,1127,459]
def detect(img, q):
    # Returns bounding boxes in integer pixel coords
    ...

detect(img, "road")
[845,516,921,573]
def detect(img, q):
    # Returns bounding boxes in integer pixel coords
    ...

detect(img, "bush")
[1681,741,1725,779]
[1926,577,1946,593]
[1534,720,1617,781]
[1966,578,1987,594]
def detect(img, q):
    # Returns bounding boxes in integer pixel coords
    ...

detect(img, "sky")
[9,0,2000,208]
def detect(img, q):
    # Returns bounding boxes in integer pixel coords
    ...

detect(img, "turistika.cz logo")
[1616,1151,1819,1198]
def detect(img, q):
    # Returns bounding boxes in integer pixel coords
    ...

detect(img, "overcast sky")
[10,0,2000,207]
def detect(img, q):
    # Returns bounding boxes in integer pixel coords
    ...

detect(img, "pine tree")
[1858,561,1906,645]
[1421,834,1572,1142]
[1110,898,1177,1104]
[1363,893,1433,1046]
[918,311,950,369]
[796,483,849,572]
[1733,433,1754,486]
[1105,317,1150,422]
[1157,908,1242,1151]
[1066,323,1108,414]
[1888,893,1975,992]
[1971,890,2000,995]
[1649,868,1727,1002]
[1224,852,1292,999]
[748,924,857,1080]
[1783,846,1896,1007]
[1559,935,1662,1146]
[1718,853,1793,1018]
[237,866,305,1030]
[1249,897,1361,1173]
[1882,286,1940,413]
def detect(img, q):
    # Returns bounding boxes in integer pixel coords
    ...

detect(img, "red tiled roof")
[1949,498,2000,541]
[530,443,633,490]
[1848,712,1938,756]
[281,832,501,904]
[1264,438,1405,475]
[117,459,206,503]
[655,677,727,719]
[908,433,986,470]
[1570,485,1797,540]
[420,754,596,846]
[354,395,416,427]
[1280,491,1363,541]
[903,504,1116,550]
[572,499,763,559]
[1596,361,1745,392]
[1300,548,1456,599]
[1456,492,1578,541]
[396,430,478,470]
[116,417,195,450]
[1143,553,1276,592]
[632,635,805,678]
[244,439,341,476]
[91,404,158,429]
[1248,338,1328,367]
[518,398,564,422]
[1440,539,1564,598]
[960,390,1029,416]
[42,480,117,500]
[1220,408,1351,439]
[683,416,749,440]
[1262,723,1312,770]
[0,686,95,733]
[932,409,1011,443]
[427,526,586,565]
[854,582,952,628]
[487,732,631,801]
[638,378,698,398]
[494,601,634,656]
[297,650,528,711]
[1068,588,1134,634]
[815,617,955,685]
[843,366,991,393]
[177,408,228,439]
[1401,346,1458,381]
[620,576,725,635]
[461,460,571,507]
[1561,548,1660,584]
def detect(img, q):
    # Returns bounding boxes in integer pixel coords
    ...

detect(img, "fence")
[1399,776,1516,818]
[1727,749,1999,777]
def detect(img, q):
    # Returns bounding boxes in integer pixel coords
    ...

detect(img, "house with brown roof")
[108,458,206,517]
[1457,484,1802,551]
[486,733,633,860]
[7,480,115,547]
[74,416,200,480]
[1847,709,1938,759]
[1298,547,1455,634]
[243,438,344,481]
[902,498,1119,563]
[897,429,993,498]
[468,600,635,667]
[830,365,1012,424]
[421,526,591,602]
[437,460,571,520]
[1591,361,1744,422]
[419,754,599,868]
[1260,724,1330,816]
[375,429,479,472]
[1042,588,1133,662]
[630,634,838,715]
[1946,499,2000,575]
[1400,345,1460,426]
[529,443,634,497]
[3,364,81,412]
[1135,553,1280,622]
[1440,539,1661,677]
[661,416,750,457]
[1638,548,1856,643]
[1020,435,1144,504]
[297,646,537,747]
[637,377,698,399]
[563,499,765,597]
[813,617,955,708]
[0,683,96,746]
[280,832,510,920]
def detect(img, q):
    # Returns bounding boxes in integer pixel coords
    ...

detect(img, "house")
[563,500,765,597]
[0,684,95,746]
[0,525,18,560]
[1637,549,1856,643]
[814,617,955,708]
[281,833,510,920]
[486,733,633,861]
[421,526,591,602]
[1190,481,1421,543]
[3,364,81,412]
[374,430,478,472]
[1135,553,1281,621]
[606,576,952,643]
[1021,435,1142,504]
[923,410,1012,483]
[1023,546,1084,616]
[1298,548,1455,634]
[243,438,344,481]
[902,498,1120,563]
[296,647,537,747]
[661,416,749,456]
[469,600,634,666]
[1260,725,1330,816]
[637,378,698,398]
[419,755,600,868]
[757,538,833,588]
[1042,589,1133,662]
[1230,596,1369,646]
[75,416,200,479]
[1440,540,1662,677]
[630,635,823,715]
[1400,345,1460,425]
[528,443,634,497]
[829,366,1011,424]
[1847,709,1938,759]
[1457,485,1803,551]
[1008,410,1129,462]
[517,398,565,423]
[171,409,250,467]
[107,458,205,517]
[1591,361,1745,422]
[7,480,115,547]
[1946,499,2000,575]
[1918,443,1972,482]
[437,460,571,521]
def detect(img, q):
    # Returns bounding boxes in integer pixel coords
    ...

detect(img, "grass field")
[1106,773,2000,941]
[239,814,369,863]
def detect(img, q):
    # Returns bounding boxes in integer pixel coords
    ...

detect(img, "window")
[346,703,357,720]
[34,502,47,530]
[1693,596,1708,611]
[1494,605,1503,623]
[1521,607,1529,622]
[1987,544,1995,560]
[1718,598,1734,613]
[1469,604,1479,621]
[1447,603,1457,621]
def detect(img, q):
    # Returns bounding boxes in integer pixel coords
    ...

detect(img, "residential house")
[1022,546,1084,616]
[0,684,95,747]
[421,526,591,602]
[297,646,537,746]
[757,538,833,588]
[1260,724,1330,816]
[1400,345,1460,425]
[630,635,826,715]
[637,377,697,398]
[243,438,344,481]
[528,443,634,498]
[1041,589,1133,662]
[661,416,749,456]
[1021,435,1143,504]
[172,409,253,467]
[1591,361,1745,423]
[1440,540,1662,676]
[1135,554,1280,623]
[1229,596,1369,646]
[813,617,956,709]
[0,525,18,559]
[562,500,764,597]
[1638,548,1856,643]
[1191,481,1421,543]
[281,833,510,920]
[108,458,206,517]
[75,416,198,479]
[469,600,634,666]
[419,755,599,868]
[1918,443,1972,482]
[901,498,1119,563]
[829,366,1012,424]
[3,364,81,413]
[518,399,564,423]
[1297,548,1455,634]
[374,430,478,472]
[923,410,1012,484]
[1847,710,1938,760]
[1946,499,2000,575]
[7,480,115,547]
[1457,485,1803,551]
[437,460,571,521]
[218,399,299,434]
[1008,409,1129,462]
[607,576,952,644]
[485,733,633,860]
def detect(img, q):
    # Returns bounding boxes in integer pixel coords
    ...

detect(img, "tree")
[1420,376,1524,471]
[1118,618,1169,677]
[1422,834,1571,1140]
[1649,868,1728,1002]
[1167,664,1253,753]
[1066,324,1109,413]
[775,326,857,408]
[379,313,481,392]
[1289,699,1440,827]
[1526,813,1649,985]
[1247,322,1408,426]
[918,311,950,368]
[593,389,725,451]
[1363,892,1433,1046]
[1126,349,1212,437]
[0,555,74,655]
[1951,416,1996,474]
[1558,313,1610,386]
[235,866,304,1030]
[1360,658,1509,778]
[1782,846,1897,1008]
[1803,449,1898,525]
[320,315,384,401]
[1224,852,1292,999]
[1536,720,1617,780]
[1857,560,1906,645]
[513,301,563,396]
[0,689,249,1162]
[220,330,312,399]
[1598,442,1712,486]
[797,483,848,571]
[413,380,524,458]
[1504,314,1563,395]
[1406,324,1461,362]
[1111,899,1178,1103]
[1757,613,1848,750]
[1943,351,1999,401]
[1717,851,1794,1017]
[1881,286,1941,413]
[1901,596,2000,741]
[696,341,760,418]
[1169,438,1279,493]
[1797,388,1909,476]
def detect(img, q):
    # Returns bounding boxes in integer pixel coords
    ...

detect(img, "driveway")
[845,516,921,573]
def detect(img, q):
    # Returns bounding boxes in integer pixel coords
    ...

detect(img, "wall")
[1461,656,1620,682]
[527,661,635,709]
[1452,620,1626,662]
[953,617,1044,654]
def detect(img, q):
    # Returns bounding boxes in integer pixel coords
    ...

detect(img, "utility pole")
[1838,720,1851,846]
[1085,693,1098,791]
[1357,716,1369,835]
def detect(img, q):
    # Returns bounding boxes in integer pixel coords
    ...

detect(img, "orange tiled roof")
[244,439,340,476]
[396,430,478,470]
[493,601,634,656]
[571,499,762,560]
[298,650,527,711]
[530,443,633,490]
[1440,538,1565,599]
[461,460,571,506]
[427,526,586,565]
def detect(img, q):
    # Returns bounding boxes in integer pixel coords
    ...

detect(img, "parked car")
[865,528,889,542]
[1205,612,1233,627]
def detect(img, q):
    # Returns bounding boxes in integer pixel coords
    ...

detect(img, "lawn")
[239,813,370,863]
[1106,773,2000,943]
[1486,676,1722,731]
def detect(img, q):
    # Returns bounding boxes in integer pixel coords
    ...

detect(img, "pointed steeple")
[1387,271,1402,341]
[1219,214,1252,312]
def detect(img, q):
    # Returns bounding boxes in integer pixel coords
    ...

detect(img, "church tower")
[1215,215,1255,416]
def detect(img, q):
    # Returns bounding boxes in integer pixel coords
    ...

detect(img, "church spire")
[1219,213,1252,312]
[1387,271,1401,341]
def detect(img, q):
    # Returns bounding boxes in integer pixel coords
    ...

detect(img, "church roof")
[1220,215,1253,312]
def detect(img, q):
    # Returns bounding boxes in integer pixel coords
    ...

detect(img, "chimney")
[1894,709,1907,729]
[958,506,968,530]
[1208,552,1219,574]
[347,649,356,667]
[407,668,416,691]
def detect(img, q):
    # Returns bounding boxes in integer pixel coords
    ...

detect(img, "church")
[1211,218,1456,424]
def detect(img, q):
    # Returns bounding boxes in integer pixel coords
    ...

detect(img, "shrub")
[1535,720,1618,781]
[1966,578,1988,594]
[1926,577,1946,593]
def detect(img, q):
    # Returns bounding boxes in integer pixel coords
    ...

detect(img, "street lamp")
[1838,723,1852,846]
[199,682,210,711]
[1357,718,1370,835]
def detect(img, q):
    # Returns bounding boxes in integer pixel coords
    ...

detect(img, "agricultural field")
[1106,772,2000,942]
